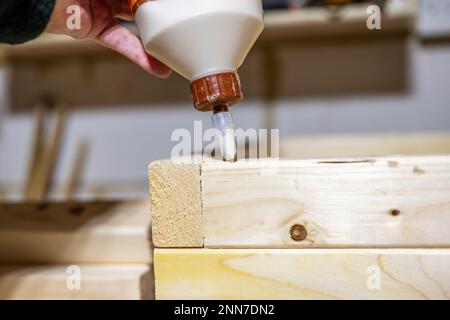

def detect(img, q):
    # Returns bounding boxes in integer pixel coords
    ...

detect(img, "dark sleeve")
[0,0,56,45]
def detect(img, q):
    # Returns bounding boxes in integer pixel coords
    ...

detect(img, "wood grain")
[150,156,450,248]
[154,248,450,300]
[0,264,153,300]
[280,132,450,158]
[149,161,202,247]
[0,200,152,263]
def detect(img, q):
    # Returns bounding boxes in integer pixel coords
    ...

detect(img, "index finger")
[96,22,171,78]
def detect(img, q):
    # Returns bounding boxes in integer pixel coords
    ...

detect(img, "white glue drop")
[223,128,237,162]
[211,111,237,162]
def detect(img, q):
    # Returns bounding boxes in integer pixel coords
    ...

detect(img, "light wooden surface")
[150,155,450,248]
[280,132,450,158]
[0,264,153,300]
[154,248,450,300]
[149,161,202,247]
[0,200,152,263]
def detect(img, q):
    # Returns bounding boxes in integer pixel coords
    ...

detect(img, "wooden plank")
[150,155,450,248]
[0,264,153,300]
[0,200,152,263]
[154,248,450,300]
[149,161,202,248]
[280,132,450,158]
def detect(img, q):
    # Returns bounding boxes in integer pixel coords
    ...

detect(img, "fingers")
[114,0,133,20]
[96,22,171,78]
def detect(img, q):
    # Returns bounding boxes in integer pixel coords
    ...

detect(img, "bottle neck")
[128,0,148,15]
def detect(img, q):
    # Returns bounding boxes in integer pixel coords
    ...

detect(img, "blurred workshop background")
[0,0,449,201]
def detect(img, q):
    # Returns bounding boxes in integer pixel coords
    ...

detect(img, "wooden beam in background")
[154,248,450,300]
[28,105,66,201]
[61,139,89,200]
[0,264,153,300]
[0,200,151,264]
[150,156,450,248]
[23,104,45,200]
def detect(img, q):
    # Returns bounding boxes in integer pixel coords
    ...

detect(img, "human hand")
[46,0,171,78]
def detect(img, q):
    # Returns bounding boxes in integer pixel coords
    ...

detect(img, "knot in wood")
[290,224,307,241]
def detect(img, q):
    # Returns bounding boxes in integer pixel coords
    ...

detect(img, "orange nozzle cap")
[128,0,147,15]
[190,72,243,112]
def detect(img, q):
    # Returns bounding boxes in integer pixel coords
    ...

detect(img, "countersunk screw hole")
[290,224,307,241]
[390,209,400,216]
